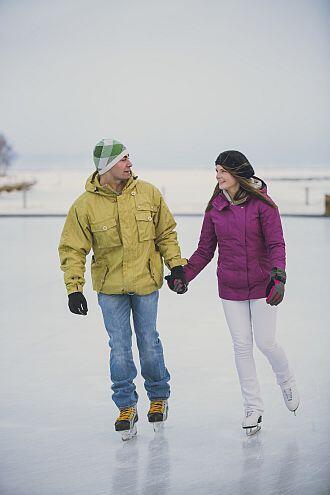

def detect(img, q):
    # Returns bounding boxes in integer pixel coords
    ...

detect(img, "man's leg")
[131,291,170,401]
[98,293,138,409]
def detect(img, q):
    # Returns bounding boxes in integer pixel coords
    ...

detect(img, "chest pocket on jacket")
[90,217,122,249]
[135,209,156,242]
[248,213,263,238]
[134,195,157,242]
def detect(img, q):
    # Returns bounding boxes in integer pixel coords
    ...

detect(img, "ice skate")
[281,381,300,414]
[242,411,262,436]
[147,399,168,432]
[115,405,138,441]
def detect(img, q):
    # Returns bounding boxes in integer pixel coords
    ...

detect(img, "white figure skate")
[281,381,300,414]
[242,411,262,436]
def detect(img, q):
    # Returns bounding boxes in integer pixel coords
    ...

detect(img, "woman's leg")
[250,298,294,386]
[221,299,264,414]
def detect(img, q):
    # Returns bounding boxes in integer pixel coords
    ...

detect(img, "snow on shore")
[0,167,330,215]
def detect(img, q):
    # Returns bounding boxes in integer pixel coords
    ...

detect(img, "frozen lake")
[0,216,329,495]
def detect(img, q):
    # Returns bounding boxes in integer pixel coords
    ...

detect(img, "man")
[58,138,187,440]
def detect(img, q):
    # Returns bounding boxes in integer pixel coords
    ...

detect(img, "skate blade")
[293,404,300,416]
[244,425,261,437]
[120,424,137,441]
[152,421,165,433]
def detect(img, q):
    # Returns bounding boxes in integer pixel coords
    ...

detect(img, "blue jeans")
[98,290,170,409]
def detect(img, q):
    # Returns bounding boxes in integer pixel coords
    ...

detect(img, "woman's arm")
[259,201,286,270]
[184,211,217,283]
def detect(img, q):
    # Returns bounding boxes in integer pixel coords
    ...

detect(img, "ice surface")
[0,216,329,495]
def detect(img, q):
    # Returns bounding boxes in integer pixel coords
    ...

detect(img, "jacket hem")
[219,288,267,301]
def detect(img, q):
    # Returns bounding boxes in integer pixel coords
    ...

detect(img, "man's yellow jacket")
[58,172,186,295]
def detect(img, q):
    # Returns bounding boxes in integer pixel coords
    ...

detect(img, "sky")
[1,0,329,169]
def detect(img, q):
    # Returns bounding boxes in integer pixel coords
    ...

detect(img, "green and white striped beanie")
[93,139,128,175]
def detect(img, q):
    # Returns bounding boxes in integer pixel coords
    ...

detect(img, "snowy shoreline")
[1,167,330,216]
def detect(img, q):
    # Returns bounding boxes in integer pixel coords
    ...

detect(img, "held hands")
[165,266,188,294]
[68,292,88,315]
[266,267,286,306]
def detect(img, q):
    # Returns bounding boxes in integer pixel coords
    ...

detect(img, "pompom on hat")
[93,139,129,175]
[215,150,255,179]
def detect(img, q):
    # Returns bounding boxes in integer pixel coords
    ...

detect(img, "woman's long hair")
[205,166,276,212]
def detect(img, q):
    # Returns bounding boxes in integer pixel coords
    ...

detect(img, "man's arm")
[58,203,92,295]
[153,192,187,269]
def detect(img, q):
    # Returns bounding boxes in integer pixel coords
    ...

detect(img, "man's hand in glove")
[68,292,88,315]
[266,267,286,306]
[165,266,188,294]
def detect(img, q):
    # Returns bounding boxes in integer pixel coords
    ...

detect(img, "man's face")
[108,155,132,180]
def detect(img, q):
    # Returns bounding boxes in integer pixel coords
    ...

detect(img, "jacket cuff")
[168,258,188,270]
[271,262,286,271]
[67,285,84,295]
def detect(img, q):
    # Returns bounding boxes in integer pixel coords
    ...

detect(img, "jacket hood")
[252,176,267,192]
[85,170,138,196]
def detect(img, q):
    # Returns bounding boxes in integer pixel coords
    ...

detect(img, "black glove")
[266,267,286,306]
[68,292,88,315]
[165,266,188,294]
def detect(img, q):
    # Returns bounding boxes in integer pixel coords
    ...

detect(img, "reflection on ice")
[111,430,171,495]
[143,433,170,494]
[241,431,263,461]
[112,439,140,494]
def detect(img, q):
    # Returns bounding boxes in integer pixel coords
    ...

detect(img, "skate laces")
[117,406,135,421]
[149,400,165,414]
[283,387,293,401]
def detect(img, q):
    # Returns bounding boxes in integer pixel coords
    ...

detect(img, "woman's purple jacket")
[183,188,286,301]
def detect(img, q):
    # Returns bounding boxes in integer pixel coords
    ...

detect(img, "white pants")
[221,298,294,414]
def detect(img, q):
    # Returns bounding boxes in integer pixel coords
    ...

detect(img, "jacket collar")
[211,177,267,211]
[85,171,138,197]
[212,191,253,211]
[222,189,248,206]
[211,192,230,211]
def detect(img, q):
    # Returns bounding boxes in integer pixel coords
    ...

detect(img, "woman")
[166,150,299,436]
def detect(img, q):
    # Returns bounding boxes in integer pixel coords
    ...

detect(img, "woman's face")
[216,165,238,190]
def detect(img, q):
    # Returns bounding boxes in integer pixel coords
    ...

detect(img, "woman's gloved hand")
[165,266,188,294]
[68,292,88,315]
[266,267,286,306]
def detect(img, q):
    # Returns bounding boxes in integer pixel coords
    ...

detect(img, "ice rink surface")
[0,216,329,495]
